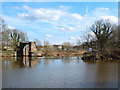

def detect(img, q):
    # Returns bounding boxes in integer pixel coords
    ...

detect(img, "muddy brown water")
[2,57,119,88]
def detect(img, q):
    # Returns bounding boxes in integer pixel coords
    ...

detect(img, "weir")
[17,42,37,57]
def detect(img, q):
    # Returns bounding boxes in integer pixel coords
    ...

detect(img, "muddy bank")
[1,50,86,57]
[81,50,120,60]
[40,50,86,57]
[1,51,16,57]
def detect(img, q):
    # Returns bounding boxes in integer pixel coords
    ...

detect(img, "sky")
[1,0,120,2]
[2,2,118,45]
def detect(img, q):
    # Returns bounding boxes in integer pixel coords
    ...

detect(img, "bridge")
[17,42,37,57]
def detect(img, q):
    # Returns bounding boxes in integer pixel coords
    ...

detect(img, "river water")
[2,57,119,88]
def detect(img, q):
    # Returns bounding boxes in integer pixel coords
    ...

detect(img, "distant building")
[53,45,63,50]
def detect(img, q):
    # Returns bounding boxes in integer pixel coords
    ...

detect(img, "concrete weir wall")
[17,42,37,57]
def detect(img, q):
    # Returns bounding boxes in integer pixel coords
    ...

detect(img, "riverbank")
[42,50,86,57]
[81,50,120,60]
[1,50,86,57]
[1,49,120,61]
[1,50,16,57]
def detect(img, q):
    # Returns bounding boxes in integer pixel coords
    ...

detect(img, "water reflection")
[95,61,118,87]
[2,57,82,69]
[60,57,80,63]
[81,60,118,87]
[2,57,119,88]
[2,57,42,69]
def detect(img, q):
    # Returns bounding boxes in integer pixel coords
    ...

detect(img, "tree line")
[0,17,28,51]
[1,17,120,59]
[82,19,120,59]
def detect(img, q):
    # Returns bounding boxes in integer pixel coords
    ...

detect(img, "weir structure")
[17,42,37,57]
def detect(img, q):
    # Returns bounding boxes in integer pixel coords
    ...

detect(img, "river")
[2,57,119,88]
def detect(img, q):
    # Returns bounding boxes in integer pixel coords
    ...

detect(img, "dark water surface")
[2,57,119,88]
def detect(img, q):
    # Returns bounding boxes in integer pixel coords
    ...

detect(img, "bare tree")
[0,18,11,50]
[34,39,42,51]
[0,18,29,51]
[90,19,114,52]
[76,39,81,46]
[43,41,53,56]
[63,42,73,50]
[34,39,42,45]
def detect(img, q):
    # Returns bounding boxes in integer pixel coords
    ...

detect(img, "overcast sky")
[2,2,118,44]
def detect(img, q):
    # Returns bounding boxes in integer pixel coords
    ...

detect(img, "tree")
[76,39,81,46]
[10,29,20,51]
[0,18,29,51]
[83,31,95,49]
[43,41,53,56]
[63,42,73,50]
[107,25,120,50]
[113,25,120,49]
[34,39,42,51]
[10,29,28,51]
[34,39,42,46]
[0,17,11,50]
[1,29,11,49]
[90,19,114,52]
